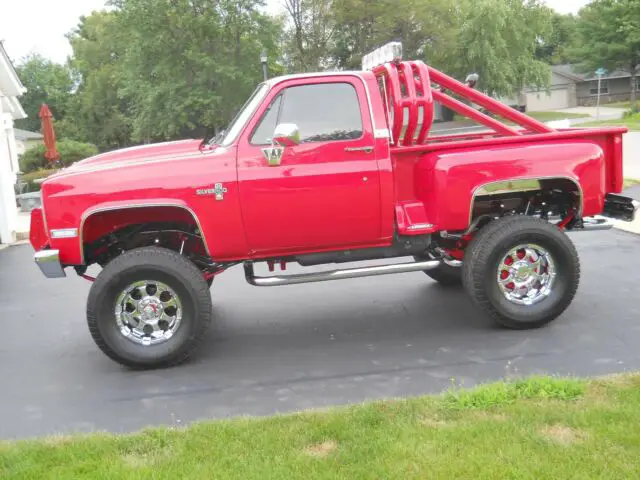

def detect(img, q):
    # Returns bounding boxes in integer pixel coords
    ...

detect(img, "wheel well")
[81,206,210,269]
[435,179,582,260]
[471,178,581,224]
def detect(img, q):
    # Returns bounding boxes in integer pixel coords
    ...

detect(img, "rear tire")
[462,216,580,329]
[414,256,462,287]
[87,246,212,369]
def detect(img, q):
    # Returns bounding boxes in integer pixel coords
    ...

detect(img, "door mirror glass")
[273,123,300,147]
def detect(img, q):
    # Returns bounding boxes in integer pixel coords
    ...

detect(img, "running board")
[569,217,614,232]
[244,259,442,287]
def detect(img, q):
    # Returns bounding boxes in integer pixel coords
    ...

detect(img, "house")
[524,64,640,111]
[14,128,43,157]
[0,41,27,244]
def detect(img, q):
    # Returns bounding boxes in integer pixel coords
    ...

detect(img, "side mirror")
[273,123,300,147]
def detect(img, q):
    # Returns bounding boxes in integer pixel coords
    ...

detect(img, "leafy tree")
[14,54,74,133]
[108,0,283,142]
[535,12,579,65]
[573,0,640,112]
[331,0,458,71]
[63,10,133,150]
[19,139,98,173]
[282,0,336,71]
[438,0,553,98]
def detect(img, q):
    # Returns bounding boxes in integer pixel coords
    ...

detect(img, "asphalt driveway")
[2,224,640,440]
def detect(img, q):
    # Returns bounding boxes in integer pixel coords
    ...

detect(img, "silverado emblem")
[196,183,227,200]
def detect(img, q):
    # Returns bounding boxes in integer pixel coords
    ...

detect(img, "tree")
[19,139,99,173]
[64,10,133,150]
[331,0,458,71]
[107,0,283,142]
[438,0,553,99]
[573,0,640,112]
[535,12,579,65]
[14,54,74,133]
[282,0,336,72]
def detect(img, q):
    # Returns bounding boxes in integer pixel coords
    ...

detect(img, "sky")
[0,0,592,65]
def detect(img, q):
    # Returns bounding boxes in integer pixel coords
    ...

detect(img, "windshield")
[211,83,270,147]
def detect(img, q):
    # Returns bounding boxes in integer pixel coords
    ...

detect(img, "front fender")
[416,140,605,232]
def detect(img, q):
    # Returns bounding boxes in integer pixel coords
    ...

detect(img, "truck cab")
[29,42,639,369]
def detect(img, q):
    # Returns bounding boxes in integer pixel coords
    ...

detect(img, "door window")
[250,94,282,145]
[250,82,363,145]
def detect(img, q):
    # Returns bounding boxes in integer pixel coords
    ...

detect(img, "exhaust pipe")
[244,259,442,287]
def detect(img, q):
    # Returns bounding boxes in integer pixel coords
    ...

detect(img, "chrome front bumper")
[34,250,67,278]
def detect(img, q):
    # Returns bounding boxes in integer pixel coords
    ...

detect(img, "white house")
[0,41,27,244]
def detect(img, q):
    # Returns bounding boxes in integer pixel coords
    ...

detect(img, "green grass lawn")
[624,178,640,189]
[2,374,640,479]
[453,111,588,124]
[524,111,589,122]
[603,100,640,110]
[581,112,640,131]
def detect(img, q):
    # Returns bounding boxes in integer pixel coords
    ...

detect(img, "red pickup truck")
[30,43,638,369]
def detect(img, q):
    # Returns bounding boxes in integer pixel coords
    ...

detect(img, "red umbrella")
[38,104,60,163]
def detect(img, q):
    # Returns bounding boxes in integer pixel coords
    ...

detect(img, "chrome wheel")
[115,280,183,346]
[496,244,556,306]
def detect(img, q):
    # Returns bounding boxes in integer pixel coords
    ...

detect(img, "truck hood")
[57,139,208,175]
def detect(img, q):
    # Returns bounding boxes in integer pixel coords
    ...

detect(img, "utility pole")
[595,68,607,120]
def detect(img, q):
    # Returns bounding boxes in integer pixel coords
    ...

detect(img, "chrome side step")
[570,217,614,232]
[244,259,442,287]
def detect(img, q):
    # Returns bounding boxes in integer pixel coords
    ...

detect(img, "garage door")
[526,88,569,111]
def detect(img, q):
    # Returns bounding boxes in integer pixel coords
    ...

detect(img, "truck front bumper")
[34,250,66,278]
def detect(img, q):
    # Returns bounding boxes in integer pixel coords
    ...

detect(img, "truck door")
[237,76,383,256]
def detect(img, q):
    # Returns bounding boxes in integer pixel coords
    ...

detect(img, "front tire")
[87,246,212,369]
[462,216,580,329]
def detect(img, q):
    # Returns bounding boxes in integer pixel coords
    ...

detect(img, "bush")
[19,139,98,173]
[18,168,58,193]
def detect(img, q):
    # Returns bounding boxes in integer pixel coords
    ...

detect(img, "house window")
[590,80,608,95]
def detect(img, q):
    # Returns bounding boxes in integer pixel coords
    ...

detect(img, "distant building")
[523,64,639,111]
[14,128,44,156]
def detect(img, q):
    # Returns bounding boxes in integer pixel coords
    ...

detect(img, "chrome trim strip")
[469,175,584,224]
[78,203,211,264]
[569,217,614,232]
[34,250,66,278]
[244,259,441,287]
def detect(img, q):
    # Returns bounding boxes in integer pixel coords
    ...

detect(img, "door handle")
[344,146,374,153]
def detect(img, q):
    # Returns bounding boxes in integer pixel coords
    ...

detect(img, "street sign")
[595,68,607,120]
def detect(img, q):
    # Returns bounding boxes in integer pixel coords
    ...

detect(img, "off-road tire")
[87,246,212,369]
[462,216,580,329]
[414,257,462,287]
